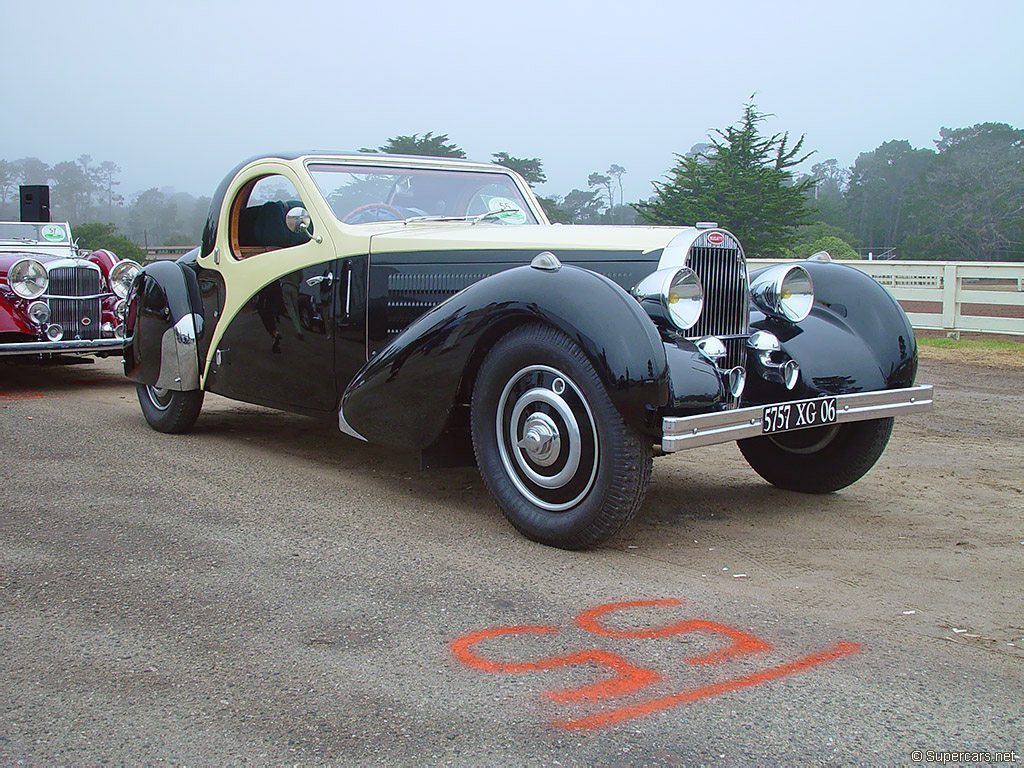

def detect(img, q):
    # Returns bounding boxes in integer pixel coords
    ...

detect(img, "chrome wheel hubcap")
[496,365,598,511]
[147,385,172,411]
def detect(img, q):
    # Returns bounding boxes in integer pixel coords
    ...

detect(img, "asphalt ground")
[1,354,1021,766]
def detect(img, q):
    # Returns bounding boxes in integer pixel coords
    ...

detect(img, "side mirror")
[286,206,322,244]
[286,206,311,233]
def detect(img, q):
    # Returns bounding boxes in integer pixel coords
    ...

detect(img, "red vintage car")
[0,221,140,358]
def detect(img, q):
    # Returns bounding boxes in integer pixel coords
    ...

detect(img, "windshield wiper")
[402,209,519,225]
[401,214,467,224]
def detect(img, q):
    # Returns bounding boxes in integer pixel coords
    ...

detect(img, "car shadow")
[190,402,496,519]
[186,400,845,550]
[3,358,847,551]
[641,467,838,526]
[0,357,129,395]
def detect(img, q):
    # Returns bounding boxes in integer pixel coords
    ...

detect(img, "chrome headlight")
[632,267,704,332]
[28,300,50,325]
[109,259,142,299]
[750,264,814,323]
[8,258,48,299]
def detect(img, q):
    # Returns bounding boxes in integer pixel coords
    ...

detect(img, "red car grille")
[47,266,102,340]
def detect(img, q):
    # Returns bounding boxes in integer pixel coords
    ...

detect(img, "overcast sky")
[3,0,1022,203]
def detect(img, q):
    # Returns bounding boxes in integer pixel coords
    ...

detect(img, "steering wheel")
[342,203,406,224]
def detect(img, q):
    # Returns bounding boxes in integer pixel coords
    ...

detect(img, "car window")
[230,174,311,260]
[308,164,537,225]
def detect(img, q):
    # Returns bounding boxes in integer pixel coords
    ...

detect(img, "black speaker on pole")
[20,185,51,223]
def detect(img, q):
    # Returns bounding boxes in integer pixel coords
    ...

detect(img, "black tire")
[136,383,204,434]
[737,417,894,494]
[470,324,653,549]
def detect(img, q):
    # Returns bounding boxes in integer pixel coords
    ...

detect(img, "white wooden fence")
[749,259,1024,336]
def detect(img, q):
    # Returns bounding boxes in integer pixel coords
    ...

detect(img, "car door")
[202,170,340,415]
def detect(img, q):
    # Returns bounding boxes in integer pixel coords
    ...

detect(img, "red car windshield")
[0,222,69,244]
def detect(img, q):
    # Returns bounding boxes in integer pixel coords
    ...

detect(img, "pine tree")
[635,101,815,257]
[365,132,466,158]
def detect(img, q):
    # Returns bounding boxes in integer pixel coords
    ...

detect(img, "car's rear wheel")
[471,324,652,549]
[136,384,204,434]
[737,417,894,494]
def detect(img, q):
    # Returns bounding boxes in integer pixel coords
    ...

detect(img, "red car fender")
[0,296,34,335]
[87,248,119,277]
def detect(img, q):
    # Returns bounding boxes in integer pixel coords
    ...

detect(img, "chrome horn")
[748,330,800,390]
[696,336,746,400]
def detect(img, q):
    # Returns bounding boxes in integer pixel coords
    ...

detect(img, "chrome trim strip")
[43,258,101,272]
[661,385,934,452]
[345,268,352,316]
[40,293,115,301]
[338,406,367,441]
[0,337,129,357]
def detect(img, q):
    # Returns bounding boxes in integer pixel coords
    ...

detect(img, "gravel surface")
[1,354,1021,766]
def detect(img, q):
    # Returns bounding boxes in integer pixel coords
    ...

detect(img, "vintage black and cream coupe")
[123,152,933,548]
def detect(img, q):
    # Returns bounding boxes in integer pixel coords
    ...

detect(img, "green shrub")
[799,235,859,260]
[74,222,145,262]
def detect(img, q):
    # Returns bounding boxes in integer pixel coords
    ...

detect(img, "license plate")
[762,397,838,435]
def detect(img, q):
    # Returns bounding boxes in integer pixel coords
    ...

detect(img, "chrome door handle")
[306,272,333,288]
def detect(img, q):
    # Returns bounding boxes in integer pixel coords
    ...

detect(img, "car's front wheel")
[737,417,894,494]
[471,324,652,549]
[136,384,204,434]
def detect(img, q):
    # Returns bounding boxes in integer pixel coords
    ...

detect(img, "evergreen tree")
[491,152,546,186]
[635,102,815,257]
[905,123,1024,261]
[365,132,466,158]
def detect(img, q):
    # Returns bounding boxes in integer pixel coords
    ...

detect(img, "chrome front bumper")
[0,337,129,357]
[661,385,934,452]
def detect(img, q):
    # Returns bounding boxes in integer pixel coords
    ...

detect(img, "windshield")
[0,222,69,244]
[308,163,538,225]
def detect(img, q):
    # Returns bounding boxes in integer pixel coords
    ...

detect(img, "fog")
[3,0,1022,202]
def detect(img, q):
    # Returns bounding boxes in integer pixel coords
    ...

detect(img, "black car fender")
[662,340,727,415]
[123,260,204,391]
[745,261,918,402]
[340,263,671,449]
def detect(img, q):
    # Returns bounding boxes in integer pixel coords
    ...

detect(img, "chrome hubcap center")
[518,412,561,467]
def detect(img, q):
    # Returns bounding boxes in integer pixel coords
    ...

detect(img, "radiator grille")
[722,337,746,377]
[685,231,750,407]
[47,266,102,340]
[685,232,749,339]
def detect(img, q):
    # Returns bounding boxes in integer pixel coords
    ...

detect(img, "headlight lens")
[8,258,48,299]
[750,264,814,323]
[665,267,703,330]
[109,259,142,299]
[631,266,704,332]
[779,267,814,321]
